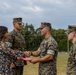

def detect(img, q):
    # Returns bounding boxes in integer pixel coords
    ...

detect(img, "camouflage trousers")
[66,69,76,75]
[39,66,57,75]
[66,72,76,75]
[12,66,23,75]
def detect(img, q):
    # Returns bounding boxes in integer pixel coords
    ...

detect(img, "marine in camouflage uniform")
[38,36,58,75]
[0,40,25,75]
[8,18,26,75]
[31,22,58,75]
[66,26,76,75]
[67,42,76,75]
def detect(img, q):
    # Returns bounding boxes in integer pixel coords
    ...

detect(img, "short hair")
[0,26,8,40]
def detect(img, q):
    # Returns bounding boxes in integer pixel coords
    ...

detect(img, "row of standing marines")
[0,17,76,75]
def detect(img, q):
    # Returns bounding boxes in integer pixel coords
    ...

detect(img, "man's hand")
[30,59,39,64]
[24,51,31,57]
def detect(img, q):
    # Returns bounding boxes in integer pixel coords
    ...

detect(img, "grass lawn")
[23,52,68,75]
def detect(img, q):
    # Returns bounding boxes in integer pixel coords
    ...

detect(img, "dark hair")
[0,26,8,40]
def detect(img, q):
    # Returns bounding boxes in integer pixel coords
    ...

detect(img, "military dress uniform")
[67,42,76,75]
[8,30,26,75]
[0,41,24,75]
[37,36,58,75]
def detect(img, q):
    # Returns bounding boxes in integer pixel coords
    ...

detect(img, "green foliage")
[52,29,68,51]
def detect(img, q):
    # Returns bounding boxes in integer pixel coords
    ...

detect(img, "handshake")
[17,51,32,61]
[18,51,34,63]
[18,51,40,64]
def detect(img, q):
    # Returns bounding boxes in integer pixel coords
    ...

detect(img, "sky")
[0,0,76,31]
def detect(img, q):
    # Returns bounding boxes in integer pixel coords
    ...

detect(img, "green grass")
[23,52,68,75]
[57,52,68,75]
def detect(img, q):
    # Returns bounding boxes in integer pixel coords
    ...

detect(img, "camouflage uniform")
[67,42,76,75]
[37,36,58,75]
[8,30,26,75]
[7,17,26,75]
[0,41,24,75]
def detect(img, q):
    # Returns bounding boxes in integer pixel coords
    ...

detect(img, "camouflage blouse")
[8,30,26,66]
[38,36,58,75]
[0,41,24,75]
[67,42,76,75]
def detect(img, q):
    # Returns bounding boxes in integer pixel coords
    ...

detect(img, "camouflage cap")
[38,22,52,30]
[66,25,76,34]
[13,17,23,23]
[66,29,75,34]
